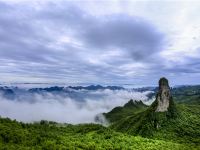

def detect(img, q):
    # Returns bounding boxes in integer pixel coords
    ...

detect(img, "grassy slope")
[174,95,200,105]
[103,100,148,123]
[171,86,200,105]
[110,103,200,146]
[0,117,197,150]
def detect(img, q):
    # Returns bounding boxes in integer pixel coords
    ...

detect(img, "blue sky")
[0,0,200,85]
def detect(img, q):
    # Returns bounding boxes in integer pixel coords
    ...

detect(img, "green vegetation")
[0,117,198,150]
[0,99,199,149]
[102,84,200,149]
[0,85,200,149]
[110,103,199,142]
[103,100,147,123]
[109,97,176,135]
[172,86,200,104]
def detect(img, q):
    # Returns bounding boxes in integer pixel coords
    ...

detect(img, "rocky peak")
[156,77,171,112]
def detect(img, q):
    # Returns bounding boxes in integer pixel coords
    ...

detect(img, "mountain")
[172,85,200,104]
[0,78,199,149]
[68,85,124,90]
[155,77,172,112]
[1,84,200,105]
[107,78,199,145]
[104,77,176,124]
[101,100,148,123]
[28,85,124,93]
[133,87,157,92]
[142,85,200,104]
[0,87,15,99]
[29,86,65,93]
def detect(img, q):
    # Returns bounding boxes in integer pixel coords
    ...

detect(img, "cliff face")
[155,77,171,112]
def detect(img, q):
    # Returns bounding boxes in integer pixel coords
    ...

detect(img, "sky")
[0,0,200,85]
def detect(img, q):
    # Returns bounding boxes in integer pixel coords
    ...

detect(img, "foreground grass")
[0,117,199,150]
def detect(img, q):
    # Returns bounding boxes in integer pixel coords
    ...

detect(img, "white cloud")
[0,89,150,123]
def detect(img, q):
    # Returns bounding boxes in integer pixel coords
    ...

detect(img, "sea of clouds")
[0,87,153,124]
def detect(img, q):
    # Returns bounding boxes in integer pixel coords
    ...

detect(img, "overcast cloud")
[0,0,200,85]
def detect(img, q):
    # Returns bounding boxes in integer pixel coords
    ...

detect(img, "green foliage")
[110,97,177,135]
[0,86,200,149]
[110,102,200,146]
[172,86,200,104]
[0,116,198,149]
[103,100,148,123]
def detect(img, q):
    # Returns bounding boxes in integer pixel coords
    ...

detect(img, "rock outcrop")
[155,77,171,112]
[109,77,178,137]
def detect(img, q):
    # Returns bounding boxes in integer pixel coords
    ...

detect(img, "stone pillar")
[156,77,170,112]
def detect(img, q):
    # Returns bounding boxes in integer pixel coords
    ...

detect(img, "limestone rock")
[155,77,171,112]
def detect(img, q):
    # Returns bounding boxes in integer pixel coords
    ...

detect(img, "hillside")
[172,86,200,105]
[0,117,198,150]
[102,100,148,123]
[105,78,200,146]
[110,103,200,144]
[0,78,200,149]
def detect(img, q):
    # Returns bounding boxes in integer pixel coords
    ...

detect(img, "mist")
[0,89,151,124]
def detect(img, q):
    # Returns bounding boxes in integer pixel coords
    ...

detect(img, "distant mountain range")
[0,85,124,93]
[28,85,125,92]
[1,84,200,105]
[0,85,127,102]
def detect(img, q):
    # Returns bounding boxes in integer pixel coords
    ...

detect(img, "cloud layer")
[0,0,200,85]
[0,89,150,123]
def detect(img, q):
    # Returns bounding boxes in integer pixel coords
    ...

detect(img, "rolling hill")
[0,78,200,149]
